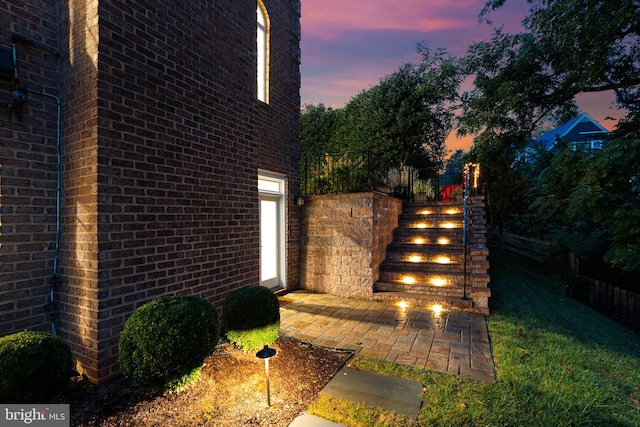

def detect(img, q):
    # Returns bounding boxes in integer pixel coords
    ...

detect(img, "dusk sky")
[299,0,623,152]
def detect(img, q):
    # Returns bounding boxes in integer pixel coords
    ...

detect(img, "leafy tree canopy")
[465,0,640,136]
[301,45,462,171]
[300,103,341,160]
[468,0,640,272]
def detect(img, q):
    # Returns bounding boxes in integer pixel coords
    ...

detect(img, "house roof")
[535,114,609,150]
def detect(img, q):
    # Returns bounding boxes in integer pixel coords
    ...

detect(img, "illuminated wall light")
[408,255,422,263]
[430,277,447,286]
[437,238,450,245]
[435,256,451,264]
[414,238,426,244]
[401,276,416,284]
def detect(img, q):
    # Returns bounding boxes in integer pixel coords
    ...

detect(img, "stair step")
[380,261,466,274]
[399,212,464,221]
[387,239,462,254]
[393,228,463,241]
[384,250,464,264]
[374,281,466,297]
[371,291,474,311]
[403,202,464,211]
[376,273,464,294]
[397,218,464,229]
[372,200,487,314]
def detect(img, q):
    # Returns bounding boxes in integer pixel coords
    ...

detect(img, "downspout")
[11,35,62,334]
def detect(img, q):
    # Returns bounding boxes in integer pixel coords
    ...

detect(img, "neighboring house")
[0,0,301,384]
[535,114,610,151]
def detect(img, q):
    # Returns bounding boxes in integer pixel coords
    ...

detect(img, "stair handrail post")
[462,163,474,301]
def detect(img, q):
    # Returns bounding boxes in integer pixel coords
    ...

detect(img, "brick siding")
[1,0,301,384]
[0,0,61,335]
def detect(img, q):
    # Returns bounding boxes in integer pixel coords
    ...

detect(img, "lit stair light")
[445,208,459,214]
[397,301,409,309]
[420,210,431,215]
[441,222,457,229]
[431,304,444,315]
[414,238,426,244]
[408,255,422,263]
[416,223,428,229]
[437,237,450,245]
[430,277,447,286]
[401,276,416,284]
[435,256,451,264]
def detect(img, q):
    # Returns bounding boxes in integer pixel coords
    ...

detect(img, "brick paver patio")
[279,290,495,383]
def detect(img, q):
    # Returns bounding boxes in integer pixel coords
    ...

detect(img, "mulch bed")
[54,337,353,426]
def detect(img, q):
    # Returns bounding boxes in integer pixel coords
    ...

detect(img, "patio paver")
[279,290,496,383]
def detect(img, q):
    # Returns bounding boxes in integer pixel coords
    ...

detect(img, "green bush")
[222,286,280,352]
[0,330,72,403]
[118,295,219,389]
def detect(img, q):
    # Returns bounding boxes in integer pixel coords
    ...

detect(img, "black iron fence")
[301,150,480,202]
[301,150,374,196]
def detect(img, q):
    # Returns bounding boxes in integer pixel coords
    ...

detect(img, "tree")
[477,0,639,117]
[300,103,341,161]
[302,45,462,174]
[467,0,640,271]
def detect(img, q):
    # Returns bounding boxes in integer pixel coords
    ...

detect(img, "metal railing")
[301,150,374,195]
[301,150,478,202]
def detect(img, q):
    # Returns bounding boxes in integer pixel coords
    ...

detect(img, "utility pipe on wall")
[11,34,61,335]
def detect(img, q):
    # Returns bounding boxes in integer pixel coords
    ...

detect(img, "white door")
[258,175,286,289]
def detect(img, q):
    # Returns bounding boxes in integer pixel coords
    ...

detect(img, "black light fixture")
[256,345,276,406]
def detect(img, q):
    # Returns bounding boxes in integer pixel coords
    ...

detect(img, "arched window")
[257,1,269,103]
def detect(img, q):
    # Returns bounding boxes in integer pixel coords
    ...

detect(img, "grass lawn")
[309,252,640,426]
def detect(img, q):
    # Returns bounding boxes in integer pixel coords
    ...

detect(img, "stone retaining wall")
[300,192,402,299]
[469,195,491,313]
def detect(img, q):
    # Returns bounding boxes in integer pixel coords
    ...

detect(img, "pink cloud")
[300,0,624,153]
[302,0,481,40]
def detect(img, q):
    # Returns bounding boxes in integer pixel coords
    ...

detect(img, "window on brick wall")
[257,0,270,103]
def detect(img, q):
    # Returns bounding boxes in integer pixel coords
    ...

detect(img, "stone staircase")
[373,199,490,313]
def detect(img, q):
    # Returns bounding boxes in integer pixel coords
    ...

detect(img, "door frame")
[258,171,287,290]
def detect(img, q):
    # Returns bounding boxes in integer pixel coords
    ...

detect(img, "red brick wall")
[57,0,102,382]
[1,0,301,384]
[258,0,302,288]
[0,1,61,334]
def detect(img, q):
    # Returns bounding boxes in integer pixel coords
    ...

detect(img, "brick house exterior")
[1,0,301,384]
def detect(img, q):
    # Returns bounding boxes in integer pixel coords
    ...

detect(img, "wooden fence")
[567,253,640,330]
[488,232,558,263]
[489,232,640,331]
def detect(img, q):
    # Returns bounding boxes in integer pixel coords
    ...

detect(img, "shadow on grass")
[479,251,640,426]
[489,251,640,358]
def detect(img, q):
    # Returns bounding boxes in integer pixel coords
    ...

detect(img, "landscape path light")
[256,344,276,406]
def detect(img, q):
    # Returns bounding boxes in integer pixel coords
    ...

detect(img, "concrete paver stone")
[281,291,497,426]
[321,367,423,419]
[288,412,347,427]
[279,291,496,383]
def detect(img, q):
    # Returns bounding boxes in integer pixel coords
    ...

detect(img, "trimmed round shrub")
[118,295,219,389]
[0,330,72,403]
[222,286,280,352]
